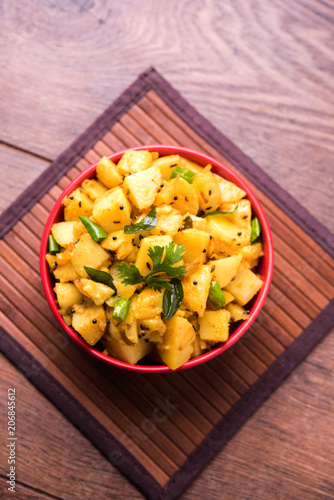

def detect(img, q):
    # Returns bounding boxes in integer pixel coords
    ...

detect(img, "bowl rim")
[40,144,274,373]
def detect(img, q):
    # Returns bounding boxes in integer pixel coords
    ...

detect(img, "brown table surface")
[1,2,333,499]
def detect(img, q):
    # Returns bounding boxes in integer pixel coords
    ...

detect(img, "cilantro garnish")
[117,242,187,292]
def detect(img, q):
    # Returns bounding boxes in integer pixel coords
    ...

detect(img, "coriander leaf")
[147,242,187,280]
[201,205,238,218]
[117,262,145,286]
[146,275,172,292]
[123,206,157,234]
[163,279,184,320]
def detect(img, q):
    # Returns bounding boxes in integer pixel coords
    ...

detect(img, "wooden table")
[1,1,333,498]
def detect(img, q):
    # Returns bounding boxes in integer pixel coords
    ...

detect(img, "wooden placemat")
[1,68,333,500]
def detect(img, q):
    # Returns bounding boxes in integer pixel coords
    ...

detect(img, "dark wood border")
[0,68,333,500]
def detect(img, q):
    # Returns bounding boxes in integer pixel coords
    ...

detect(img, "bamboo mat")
[1,68,333,500]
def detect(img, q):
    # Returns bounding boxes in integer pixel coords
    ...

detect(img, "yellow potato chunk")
[92,187,131,234]
[199,309,230,342]
[240,242,263,270]
[123,166,162,209]
[54,260,80,283]
[177,157,203,173]
[71,233,110,278]
[114,281,136,300]
[45,253,56,271]
[222,291,235,305]
[192,171,221,212]
[182,265,212,317]
[102,334,153,365]
[191,335,208,358]
[226,303,250,321]
[62,188,94,221]
[101,231,134,260]
[172,177,199,215]
[72,305,106,345]
[151,208,182,236]
[81,178,108,201]
[140,316,167,336]
[206,214,249,250]
[76,278,114,306]
[96,156,123,188]
[209,255,242,288]
[174,229,210,264]
[218,178,246,203]
[51,221,76,247]
[224,269,263,306]
[135,235,173,276]
[154,178,177,207]
[188,214,207,231]
[117,149,157,175]
[54,283,83,316]
[158,316,196,370]
[133,288,163,320]
[153,154,180,179]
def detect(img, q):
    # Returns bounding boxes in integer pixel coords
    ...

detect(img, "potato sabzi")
[46,150,263,370]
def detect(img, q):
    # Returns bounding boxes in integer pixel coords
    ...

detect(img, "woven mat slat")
[0,68,333,500]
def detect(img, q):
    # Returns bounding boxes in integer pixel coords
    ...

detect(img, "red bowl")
[40,145,274,373]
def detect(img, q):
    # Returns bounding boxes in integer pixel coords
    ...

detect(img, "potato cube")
[117,150,158,175]
[151,208,182,236]
[154,178,177,207]
[133,288,163,320]
[240,242,263,270]
[174,229,210,264]
[102,334,153,365]
[218,178,246,203]
[172,177,199,215]
[140,317,167,337]
[46,253,57,271]
[153,154,180,179]
[101,231,134,260]
[191,335,208,358]
[54,260,80,282]
[192,171,221,212]
[158,316,196,370]
[188,214,207,232]
[226,303,250,321]
[81,178,108,201]
[54,283,83,316]
[96,156,123,188]
[209,255,242,288]
[114,281,136,300]
[207,214,249,250]
[224,269,263,306]
[71,233,110,278]
[51,221,77,247]
[135,235,173,276]
[199,309,230,342]
[182,265,212,316]
[76,278,114,306]
[62,188,94,221]
[92,187,131,233]
[72,305,106,345]
[123,166,162,209]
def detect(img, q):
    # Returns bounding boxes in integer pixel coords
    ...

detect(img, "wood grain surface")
[0,0,333,499]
